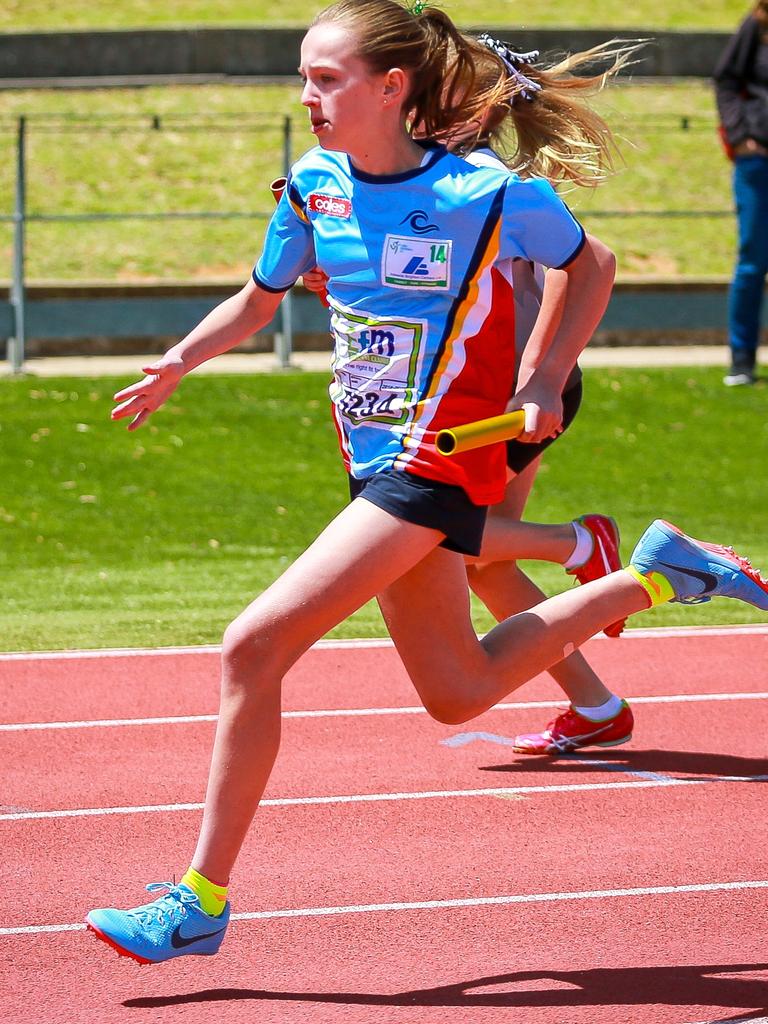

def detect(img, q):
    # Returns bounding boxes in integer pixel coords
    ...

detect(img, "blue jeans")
[729,155,768,367]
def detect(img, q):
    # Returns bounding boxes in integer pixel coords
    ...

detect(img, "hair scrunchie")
[477,34,542,103]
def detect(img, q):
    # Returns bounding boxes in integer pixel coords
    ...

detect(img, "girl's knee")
[421,692,478,726]
[221,614,284,683]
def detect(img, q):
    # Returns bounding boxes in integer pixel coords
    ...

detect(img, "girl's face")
[299,23,393,155]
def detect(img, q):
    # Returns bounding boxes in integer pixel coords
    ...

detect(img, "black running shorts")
[348,469,487,557]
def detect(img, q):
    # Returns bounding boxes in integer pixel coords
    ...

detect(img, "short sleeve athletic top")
[466,146,582,394]
[254,143,584,505]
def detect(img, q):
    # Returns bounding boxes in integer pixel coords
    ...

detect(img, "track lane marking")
[0,623,766,661]
[3,690,768,732]
[3,879,768,936]
[4,774,768,822]
[442,744,676,785]
[0,639,387,661]
[686,1018,768,1024]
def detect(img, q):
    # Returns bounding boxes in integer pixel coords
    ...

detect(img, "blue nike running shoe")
[630,519,768,608]
[86,882,230,964]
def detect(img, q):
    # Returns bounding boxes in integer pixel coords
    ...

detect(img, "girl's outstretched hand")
[111,355,185,431]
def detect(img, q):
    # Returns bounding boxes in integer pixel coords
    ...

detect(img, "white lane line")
[0,638,391,661]
[234,879,768,922]
[4,774,768,822]
[3,879,767,936]
[3,690,767,733]
[687,1018,768,1024]
[566,757,672,784]
[0,623,766,661]
[0,714,220,732]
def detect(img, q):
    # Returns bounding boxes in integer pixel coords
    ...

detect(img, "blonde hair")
[311,1,640,188]
[457,37,642,188]
[311,0,479,138]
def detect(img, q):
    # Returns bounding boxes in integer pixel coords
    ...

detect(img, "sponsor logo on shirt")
[382,234,452,289]
[399,210,440,234]
[329,304,426,425]
[308,193,352,219]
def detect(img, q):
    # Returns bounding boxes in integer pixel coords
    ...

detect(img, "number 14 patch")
[382,234,452,289]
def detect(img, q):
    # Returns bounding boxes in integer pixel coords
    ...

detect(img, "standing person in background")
[715,0,768,386]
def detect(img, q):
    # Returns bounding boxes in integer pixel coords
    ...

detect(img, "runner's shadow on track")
[478,748,768,781]
[124,962,768,1015]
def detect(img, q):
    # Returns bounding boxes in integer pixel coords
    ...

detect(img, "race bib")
[329,304,427,426]
[382,234,452,290]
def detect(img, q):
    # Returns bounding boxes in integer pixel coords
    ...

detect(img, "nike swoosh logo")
[656,559,718,593]
[170,924,226,949]
[597,538,612,575]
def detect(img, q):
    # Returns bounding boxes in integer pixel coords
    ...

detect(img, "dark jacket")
[714,14,768,147]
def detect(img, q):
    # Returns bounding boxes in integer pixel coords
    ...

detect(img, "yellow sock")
[181,867,228,917]
[626,566,675,607]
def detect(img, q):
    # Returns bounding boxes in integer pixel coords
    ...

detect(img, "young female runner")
[86,1,768,963]
[302,33,636,753]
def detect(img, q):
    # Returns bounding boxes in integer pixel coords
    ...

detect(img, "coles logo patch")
[308,193,352,219]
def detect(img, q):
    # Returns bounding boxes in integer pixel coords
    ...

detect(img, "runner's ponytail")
[452,37,644,188]
[312,2,642,187]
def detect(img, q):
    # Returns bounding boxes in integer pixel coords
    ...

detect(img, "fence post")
[8,115,26,374]
[275,114,294,369]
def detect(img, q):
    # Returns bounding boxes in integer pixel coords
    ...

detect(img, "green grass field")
[0,0,751,31]
[0,80,735,281]
[0,5,757,652]
[2,365,766,653]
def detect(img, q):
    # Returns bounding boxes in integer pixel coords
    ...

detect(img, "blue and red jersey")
[254,143,584,505]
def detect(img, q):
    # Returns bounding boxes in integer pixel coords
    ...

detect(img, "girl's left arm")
[512,233,615,441]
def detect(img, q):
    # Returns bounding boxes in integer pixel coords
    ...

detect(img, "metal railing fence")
[1,111,734,374]
[3,112,295,373]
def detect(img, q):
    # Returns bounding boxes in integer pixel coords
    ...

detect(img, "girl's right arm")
[111,277,284,430]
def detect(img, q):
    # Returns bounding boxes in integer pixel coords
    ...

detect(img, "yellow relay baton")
[435,409,527,456]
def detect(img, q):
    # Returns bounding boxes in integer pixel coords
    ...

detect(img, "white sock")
[573,694,623,722]
[563,521,594,570]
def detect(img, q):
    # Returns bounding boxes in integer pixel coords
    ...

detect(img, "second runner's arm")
[513,233,615,442]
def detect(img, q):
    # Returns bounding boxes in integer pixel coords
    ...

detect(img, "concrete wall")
[0,27,729,82]
[0,279,750,359]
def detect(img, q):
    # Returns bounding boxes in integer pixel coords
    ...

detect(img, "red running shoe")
[513,700,634,755]
[566,513,626,637]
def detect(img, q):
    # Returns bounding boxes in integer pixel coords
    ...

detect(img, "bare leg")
[466,460,613,707]
[191,498,445,883]
[474,517,577,565]
[469,560,613,706]
[471,460,576,565]
[379,548,648,725]
[192,494,647,883]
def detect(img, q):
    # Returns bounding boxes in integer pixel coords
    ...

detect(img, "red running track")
[1,627,767,1024]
